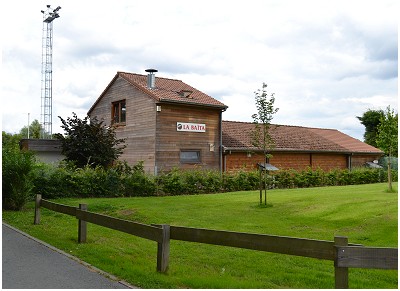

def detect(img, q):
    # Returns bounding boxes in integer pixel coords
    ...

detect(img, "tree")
[2,131,22,150]
[376,106,398,192]
[19,119,43,139]
[55,113,126,168]
[251,83,279,205]
[2,131,36,210]
[357,109,384,147]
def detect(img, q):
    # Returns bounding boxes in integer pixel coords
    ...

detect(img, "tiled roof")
[119,72,227,108]
[222,121,383,154]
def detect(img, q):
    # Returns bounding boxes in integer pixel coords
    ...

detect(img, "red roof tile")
[222,120,383,154]
[119,72,227,108]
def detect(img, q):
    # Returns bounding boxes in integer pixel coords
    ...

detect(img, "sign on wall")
[177,122,206,133]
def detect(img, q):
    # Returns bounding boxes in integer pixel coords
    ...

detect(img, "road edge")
[2,222,137,289]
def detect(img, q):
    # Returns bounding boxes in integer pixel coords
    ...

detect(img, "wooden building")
[88,70,228,174]
[222,121,384,172]
[88,70,383,174]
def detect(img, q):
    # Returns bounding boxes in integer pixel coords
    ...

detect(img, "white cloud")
[1,0,397,141]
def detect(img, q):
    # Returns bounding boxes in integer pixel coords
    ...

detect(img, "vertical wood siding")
[156,104,221,172]
[89,77,156,173]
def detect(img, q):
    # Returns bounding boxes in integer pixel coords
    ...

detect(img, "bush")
[26,161,399,200]
[31,161,156,199]
[2,147,36,210]
[122,163,156,197]
[32,163,77,199]
[221,170,260,192]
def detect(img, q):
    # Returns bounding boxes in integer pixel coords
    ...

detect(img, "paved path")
[2,223,135,289]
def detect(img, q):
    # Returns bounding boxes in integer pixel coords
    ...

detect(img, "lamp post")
[27,113,30,139]
[40,5,61,139]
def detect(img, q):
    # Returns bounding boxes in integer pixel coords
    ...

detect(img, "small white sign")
[177,122,206,133]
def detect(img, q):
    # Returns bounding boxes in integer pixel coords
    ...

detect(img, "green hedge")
[4,153,398,206]
[273,167,395,188]
[31,165,397,199]
[32,161,156,199]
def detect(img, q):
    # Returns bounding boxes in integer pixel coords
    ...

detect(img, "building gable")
[88,71,227,116]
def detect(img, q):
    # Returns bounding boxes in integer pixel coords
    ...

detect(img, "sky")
[1,0,398,141]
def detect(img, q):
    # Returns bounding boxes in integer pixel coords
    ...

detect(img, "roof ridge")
[222,120,338,131]
[116,71,227,109]
[118,71,183,82]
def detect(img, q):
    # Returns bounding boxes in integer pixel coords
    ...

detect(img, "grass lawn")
[2,183,398,288]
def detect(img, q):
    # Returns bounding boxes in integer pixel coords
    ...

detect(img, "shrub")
[26,161,398,200]
[274,169,295,188]
[158,168,186,195]
[122,165,156,197]
[31,163,76,199]
[2,147,36,210]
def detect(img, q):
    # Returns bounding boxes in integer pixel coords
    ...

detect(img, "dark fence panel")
[75,209,162,242]
[170,226,335,260]
[337,246,398,269]
[34,195,398,287]
[40,199,77,216]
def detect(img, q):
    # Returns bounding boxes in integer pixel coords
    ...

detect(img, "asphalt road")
[2,223,134,289]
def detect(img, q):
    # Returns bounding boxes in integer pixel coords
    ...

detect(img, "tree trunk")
[388,155,392,192]
[259,169,262,205]
[264,174,267,205]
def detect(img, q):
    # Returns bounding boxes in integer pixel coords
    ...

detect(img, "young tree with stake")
[251,83,279,205]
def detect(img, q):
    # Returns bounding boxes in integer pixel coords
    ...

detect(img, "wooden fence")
[33,194,397,289]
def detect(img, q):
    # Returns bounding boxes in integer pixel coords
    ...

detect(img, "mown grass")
[2,183,398,288]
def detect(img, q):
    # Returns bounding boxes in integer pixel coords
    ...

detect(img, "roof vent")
[179,90,193,98]
[145,69,158,89]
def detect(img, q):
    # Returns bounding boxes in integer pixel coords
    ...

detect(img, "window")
[180,150,201,163]
[112,100,126,124]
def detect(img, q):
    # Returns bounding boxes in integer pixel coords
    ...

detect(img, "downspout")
[347,154,352,171]
[219,111,223,173]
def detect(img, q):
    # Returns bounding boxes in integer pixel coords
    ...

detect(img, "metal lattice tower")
[40,5,61,139]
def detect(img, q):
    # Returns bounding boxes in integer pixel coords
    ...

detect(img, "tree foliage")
[376,106,398,157]
[2,132,36,210]
[251,83,279,153]
[19,119,43,139]
[376,106,398,192]
[55,113,126,168]
[250,83,279,205]
[2,131,22,150]
[357,109,384,147]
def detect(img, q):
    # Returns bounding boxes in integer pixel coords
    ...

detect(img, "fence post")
[34,194,41,225]
[334,236,349,289]
[78,204,87,243]
[157,224,170,273]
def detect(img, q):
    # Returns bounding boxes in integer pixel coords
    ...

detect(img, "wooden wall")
[89,77,157,173]
[89,76,223,173]
[156,104,221,172]
[351,154,382,168]
[223,151,378,172]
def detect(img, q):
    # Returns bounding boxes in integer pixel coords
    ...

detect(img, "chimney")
[145,69,158,89]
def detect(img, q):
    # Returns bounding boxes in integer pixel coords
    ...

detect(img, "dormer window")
[112,100,126,125]
[179,90,193,98]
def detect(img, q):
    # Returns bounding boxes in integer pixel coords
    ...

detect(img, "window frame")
[180,150,201,164]
[111,100,126,125]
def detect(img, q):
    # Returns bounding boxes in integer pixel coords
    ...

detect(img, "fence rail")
[75,209,163,243]
[169,225,336,260]
[33,194,397,289]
